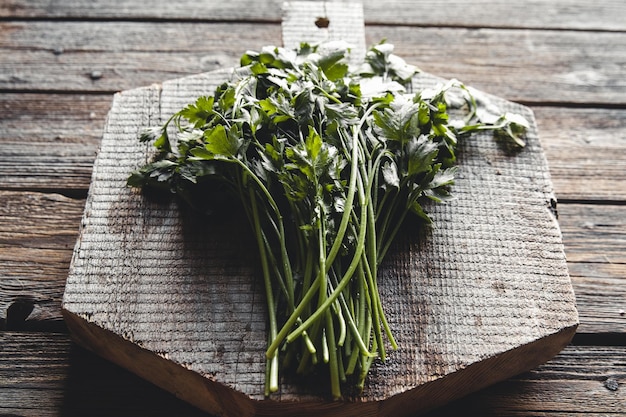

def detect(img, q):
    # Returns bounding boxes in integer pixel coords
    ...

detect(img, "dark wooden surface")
[1,1,624,415]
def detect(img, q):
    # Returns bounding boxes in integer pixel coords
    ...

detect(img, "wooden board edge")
[61,306,381,416]
[61,303,578,417]
[380,322,579,417]
[61,307,257,417]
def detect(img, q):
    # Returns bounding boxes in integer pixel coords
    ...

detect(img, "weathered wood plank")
[0,191,626,334]
[3,93,624,201]
[0,331,208,417]
[430,343,626,416]
[0,21,279,92]
[2,21,625,105]
[0,191,83,331]
[0,142,97,193]
[0,1,621,416]
[0,192,82,250]
[282,1,365,59]
[559,203,626,265]
[569,271,626,335]
[1,332,623,416]
[537,107,626,202]
[558,203,626,335]
[1,0,624,32]
[1,191,624,336]
[0,93,106,192]
[544,153,626,203]
[0,93,108,144]
[363,26,626,106]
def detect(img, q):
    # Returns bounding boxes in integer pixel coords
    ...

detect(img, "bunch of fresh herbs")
[128,41,527,399]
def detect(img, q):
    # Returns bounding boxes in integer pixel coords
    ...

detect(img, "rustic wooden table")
[1,1,625,415]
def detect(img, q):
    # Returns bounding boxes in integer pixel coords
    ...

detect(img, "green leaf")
[180,96,215,127]
[293,88,315,122]
[417,102,431,127]
[126,170,147,188]
[259,144,280,174]
[320,57,348,81]
[386,53,418,82]
[279,171,310,202]
[240,50,259,66]
[203,124,240,158]
[495,112,529,148]
[127,159,177,188]
[251,61,268,75]
[153,130,171,153]
[190,147,214,160]
[381,160,400,189]
[406,135,439,177]
[259,98,277,115]
[285,146,312,180]
[429,165,457,189]
[373,97,422,144]
[373,108,403,142]
[139,126,162,142]
[139,126,171,153]
[410,201,432,223]
[218,87,236,113]
[259,50,275,65]
[361,41,417,85]
[305,126,322,161]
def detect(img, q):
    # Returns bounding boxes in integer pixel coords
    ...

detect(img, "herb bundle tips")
[128,41,527,399]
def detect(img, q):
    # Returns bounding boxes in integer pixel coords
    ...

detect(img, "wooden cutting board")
[62,2,579,416]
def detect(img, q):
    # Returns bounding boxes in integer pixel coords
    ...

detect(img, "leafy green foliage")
[128,41,528,399]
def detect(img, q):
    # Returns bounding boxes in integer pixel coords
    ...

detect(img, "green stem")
[235,159,295,309]
[249,187,279,395]
[328,267,370,354]
[266,124,363,358]
[334,299,346,347]
[325,310,341,399]
[360,248,385,361]
[265,271,321,358]
[325,125,360,268]
[285,168,369,345]
[334,267,372,356]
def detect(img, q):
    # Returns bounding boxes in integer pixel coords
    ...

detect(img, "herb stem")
[249,186,279,394]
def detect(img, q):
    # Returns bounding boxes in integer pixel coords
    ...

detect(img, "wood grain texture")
[0,331,209,417]
[559,204,626,265]
[0,0,623,415]
[0,141,97,193]
[559,203,626,334]
[0,191,83,331]
[61,7,578,409]
[2,21,625,105]
[1,0,625,31]
[537,107,626,202]
[363,27,626,106]
[1,331,624,417]
[2,93,625,201]
[0,93,108,192]
[0,194,612,337]
[569,271,626,336]
[0,93,108,144]
[282,1,366,60]
[0,191,621,334]
[0,21,279,92]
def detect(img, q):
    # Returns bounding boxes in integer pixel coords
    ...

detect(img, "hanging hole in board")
[315,17,330,28]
